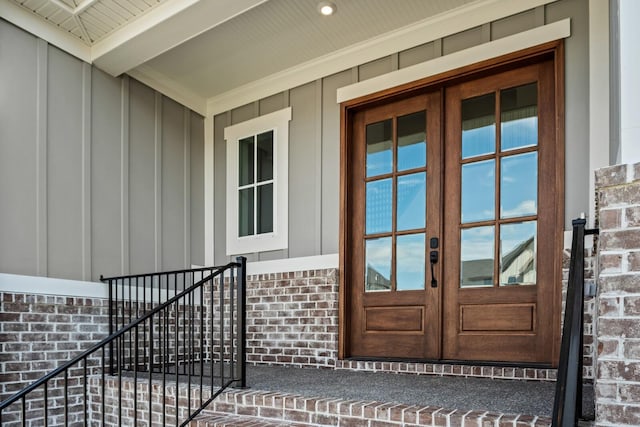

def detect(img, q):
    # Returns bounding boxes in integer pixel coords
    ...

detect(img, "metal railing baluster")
[0,262,246,426]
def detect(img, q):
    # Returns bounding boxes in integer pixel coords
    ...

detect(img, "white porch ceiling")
[3,0,482,111]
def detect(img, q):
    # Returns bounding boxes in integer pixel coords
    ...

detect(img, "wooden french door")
[344,56,561,364]
[347,93,442,359]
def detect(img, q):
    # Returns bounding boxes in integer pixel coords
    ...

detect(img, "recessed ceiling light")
[317,1,336,16]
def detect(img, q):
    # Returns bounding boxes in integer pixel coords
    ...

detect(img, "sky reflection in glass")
[461,160,495,223]
[462,93,495,159]
[366,119,392,177]
[397,111,426,171]
[397,173,426,231]
[365,237,392,291]
[501,83,538,151]
[501,152,537,219]
[397,233,425,290]
[366,179,392,234]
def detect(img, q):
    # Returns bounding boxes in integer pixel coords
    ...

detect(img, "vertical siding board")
[128,79,156,274]
[0,22,39,275]
[121,76,130,275]
[314,80,323,254]
[288,82,318,258]
[184,108,191,268]
[91,69,122,279]
[190,112,205,266]
[47,46,83,280]
[321,70,352,255]
[358,56,394,81]
[213,112,229,265]
[155,92,163,272]
[81,62,92,281]
[36,39,48,277]
[160,96,185,271]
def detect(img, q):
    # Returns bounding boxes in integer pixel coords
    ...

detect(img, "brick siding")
[594,162,640,426]
[245,269,339,369]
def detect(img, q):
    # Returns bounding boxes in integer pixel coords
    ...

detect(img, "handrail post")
[236,256,248,389]
[552,218,598,427]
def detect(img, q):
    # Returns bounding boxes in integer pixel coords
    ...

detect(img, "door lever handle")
[429,250,439,288]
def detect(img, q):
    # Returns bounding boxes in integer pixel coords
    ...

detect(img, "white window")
[224,107,291,255]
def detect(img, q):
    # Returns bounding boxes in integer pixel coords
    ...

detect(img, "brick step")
[193,388,552,427]
[192,412,309,427]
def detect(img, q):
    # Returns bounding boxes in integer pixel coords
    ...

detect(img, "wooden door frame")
[339,41,564,365]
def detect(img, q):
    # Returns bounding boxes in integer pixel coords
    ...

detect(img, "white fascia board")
[337,19,571,103]
[0,0,91,62]
[205,0,558,116]
[91,0,269,77]
[127,65,207,115]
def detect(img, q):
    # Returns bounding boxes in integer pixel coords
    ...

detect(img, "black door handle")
[430,250,438,288]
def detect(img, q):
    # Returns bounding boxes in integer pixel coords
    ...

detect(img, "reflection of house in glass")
[461,259,494,287]
[501,236,536,285]
[461,237,536,287]
[366,264,391,291]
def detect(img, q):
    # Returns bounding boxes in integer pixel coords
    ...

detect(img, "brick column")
[595,162,640,426]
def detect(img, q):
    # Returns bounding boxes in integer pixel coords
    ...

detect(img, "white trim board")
[0,273,107,298]
[337,19,571,103]
[246,253,338,276]
[204,0,559,116]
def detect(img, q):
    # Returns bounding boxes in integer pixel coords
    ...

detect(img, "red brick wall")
[595,162,640,426]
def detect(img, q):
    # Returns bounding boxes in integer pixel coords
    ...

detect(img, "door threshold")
[338,358,556,381]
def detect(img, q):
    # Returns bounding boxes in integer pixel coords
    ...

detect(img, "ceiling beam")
[91,0,269,76]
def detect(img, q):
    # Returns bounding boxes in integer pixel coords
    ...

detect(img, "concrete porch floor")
[242,364,594,420]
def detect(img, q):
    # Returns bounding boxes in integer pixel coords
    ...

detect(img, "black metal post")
[552,218,597,427]
[236,256,247,389]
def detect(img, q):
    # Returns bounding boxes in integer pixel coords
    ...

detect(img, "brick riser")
[191,388,552,427]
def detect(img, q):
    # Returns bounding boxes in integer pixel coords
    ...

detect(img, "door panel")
[348,93,442,360]
[442,60,556,363]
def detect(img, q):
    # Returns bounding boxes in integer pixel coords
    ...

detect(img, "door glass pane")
[397,172,426,231]
[366,120,393,177]
[239,136,254,186]
[257,183,273,234]
[501,152,537,219]
[462,93,496,159]
[501,83,538,151]
[365,237,392,291]
[396,233,425,291]
[500,221,537,286]
[366,178,392,234]
[257,131,273,182]
[239,187,254,237]
[397,111,426,171]
[460,226,494,287]
[461,160,495,223]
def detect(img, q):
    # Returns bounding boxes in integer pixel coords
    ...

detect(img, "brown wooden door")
[347,93,442,359]
[442,60,558,363]
[344,56,560,364]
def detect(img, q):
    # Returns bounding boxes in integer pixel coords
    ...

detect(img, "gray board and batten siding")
[0,18,205,282]
[213,0,590,265]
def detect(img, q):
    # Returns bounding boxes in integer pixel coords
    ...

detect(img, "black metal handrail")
[101,265,220,358]
[552,218,598,427]
[0,257,247,426]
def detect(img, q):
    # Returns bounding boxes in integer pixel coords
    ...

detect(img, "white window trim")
[224,107,291,255]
